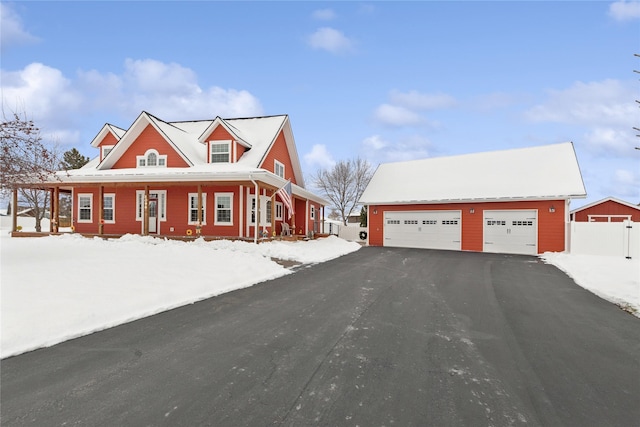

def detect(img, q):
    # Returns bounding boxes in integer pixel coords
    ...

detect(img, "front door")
[148,195,158,234]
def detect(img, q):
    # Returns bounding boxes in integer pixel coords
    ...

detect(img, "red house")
[571,197,640,222]
[26,112,326,241]
[359,142,587,255]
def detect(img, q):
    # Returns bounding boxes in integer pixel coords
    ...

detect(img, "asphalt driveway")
[2,247,638,426]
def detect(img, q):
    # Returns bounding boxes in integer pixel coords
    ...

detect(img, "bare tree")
[312,158,374,226]
[1,111,60,231]
[1,111,57,190]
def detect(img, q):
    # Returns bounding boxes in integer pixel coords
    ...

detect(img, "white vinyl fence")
[569,220,639,259]
[338,225,368,243]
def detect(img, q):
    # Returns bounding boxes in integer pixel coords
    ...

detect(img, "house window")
[102,145,114,159]
[274,160,285,178]
[210,141,231,163]
[275,202,283,221]
[215,193,233,225]
[137,149,167,168]
[188,193,207,225]
[310,205,315,220]
[78,194,93,223]
[103,194,115,223]
[136,191,167,221]
[249,195,272,225]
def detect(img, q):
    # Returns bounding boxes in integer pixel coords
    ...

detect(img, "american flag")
[277,180,294,219]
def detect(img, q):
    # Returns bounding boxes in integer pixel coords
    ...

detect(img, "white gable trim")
[571,197,640,214]
[97,112,193,170]
[198,117,252,148]
[90,123,125,148]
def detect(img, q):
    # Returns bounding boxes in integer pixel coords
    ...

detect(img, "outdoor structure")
[570,197,640,222]
[12,113,326,241]
[359,142,587,255]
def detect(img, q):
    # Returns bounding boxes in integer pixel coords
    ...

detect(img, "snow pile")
[0,231,360,358]
[541,252,640,317]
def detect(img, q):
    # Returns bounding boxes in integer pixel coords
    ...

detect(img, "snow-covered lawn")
[541,252,640,317]
[1,217,637,359]
[0,218,361,359]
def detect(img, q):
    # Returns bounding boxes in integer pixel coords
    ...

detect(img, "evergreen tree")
[60,148,90,170]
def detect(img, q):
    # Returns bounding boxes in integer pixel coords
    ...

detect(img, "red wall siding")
[573,200,640,222]
[73,185,243,237]
[98,132,119,148]
[367,200,567,253]
[112,124,190,169]
[259,131,297,185]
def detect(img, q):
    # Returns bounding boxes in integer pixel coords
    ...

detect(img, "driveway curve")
[2,247,638,426]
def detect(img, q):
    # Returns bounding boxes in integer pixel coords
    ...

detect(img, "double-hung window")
[210,141,231,163]
[310,205,315,220]
[274,160,285,178]
[78,194,93,223]
[215,193,233,225]
[103,194,115,223]
[188,193,206,225]
[275,202,283,221]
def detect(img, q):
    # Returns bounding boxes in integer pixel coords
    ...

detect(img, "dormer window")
[137,149,167,168]
[210,141,231,163]
[101,145,114,160]
[274,160,285,178]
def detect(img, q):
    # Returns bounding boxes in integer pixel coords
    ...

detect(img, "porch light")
[469,208,475,214]
[549,205,555,213]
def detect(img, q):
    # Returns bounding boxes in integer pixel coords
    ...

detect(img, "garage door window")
[387,219,400,225]
[442,220,458,225]
[512,220,533,226]
[487,220,506,226]
[423,220,437,225]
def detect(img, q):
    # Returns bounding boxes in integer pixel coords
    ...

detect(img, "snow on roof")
[570,197,640,214]
[359,142,587,205]
[221,115,288,167]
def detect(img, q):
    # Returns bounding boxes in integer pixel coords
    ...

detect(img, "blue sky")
[1,1,639,207]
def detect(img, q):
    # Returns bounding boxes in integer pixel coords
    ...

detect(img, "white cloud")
[1,59,264,147]
[360,134,432,164]
[389,90,457,110]
[0,3,39,51]
[304,144,336,169]
[583,127,636,156]
[312,9,336,20]
[524,79,637,155]
[525,79,635,127]
[1,63,83,130]
[608,1,640,21]
[372,90,457,128]
[308,27,354,54]
[362,135,388,151]
[373,104,425,127]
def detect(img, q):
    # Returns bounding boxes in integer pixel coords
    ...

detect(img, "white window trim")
[275,201,283,221]
[248,194,272,226]
[214,193,234,226]
[310,205,316,220]
[188,193,207,225]
[274,160,285,178]
[101,145,114,160]
[78,193,93,223]
[103,193,116,224]
[136,190,167,222]
[587,214,632,222]
[136,149,167,168]
[209,140,231,163]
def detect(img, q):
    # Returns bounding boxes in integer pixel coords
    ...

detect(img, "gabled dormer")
[198,116,252,164]
[90,124,126,162]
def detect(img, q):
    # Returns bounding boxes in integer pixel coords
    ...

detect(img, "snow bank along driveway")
[0,234,361,358]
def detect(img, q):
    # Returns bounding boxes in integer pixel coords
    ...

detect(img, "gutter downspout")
[250,174,259,244]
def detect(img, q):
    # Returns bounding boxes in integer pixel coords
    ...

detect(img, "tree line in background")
[1,111,89,231]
